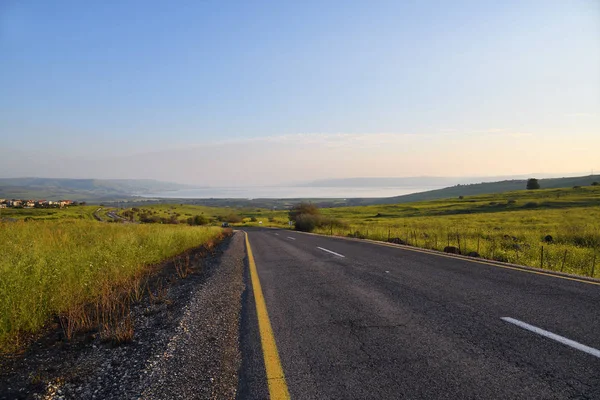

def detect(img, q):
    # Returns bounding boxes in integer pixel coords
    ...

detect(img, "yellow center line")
[244,232,291,400]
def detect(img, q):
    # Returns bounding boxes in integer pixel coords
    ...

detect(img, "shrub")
[187,215,208,226]
[524,202,538,208]
[288,202,319,222]
[250,217,257,222]
[295,214,321,232]
[526,178,540,190]
[224,214,242,223]
[592,182,599,186]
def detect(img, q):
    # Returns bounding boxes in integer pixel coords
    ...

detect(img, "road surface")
[238,227,600,399]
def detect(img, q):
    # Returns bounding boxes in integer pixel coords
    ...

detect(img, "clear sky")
[1,0,598,185]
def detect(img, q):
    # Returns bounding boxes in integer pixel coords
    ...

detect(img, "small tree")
[288,202,319,222]
[526,178,540,190]
[294,214,320,232]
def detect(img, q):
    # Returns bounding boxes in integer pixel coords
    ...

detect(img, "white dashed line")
[287,237,296,240]
[317,247,345,258]
[501,317,600,359]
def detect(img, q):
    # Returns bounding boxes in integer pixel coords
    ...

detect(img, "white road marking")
[275,233,279,236]
[501,317,600,359]
[317,247,345,258]
[287,237,296,240]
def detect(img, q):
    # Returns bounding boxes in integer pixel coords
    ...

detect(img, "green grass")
[110,204,245,223]
[0,220,224,351]
[310,186,600,277]
[0,205,99,221]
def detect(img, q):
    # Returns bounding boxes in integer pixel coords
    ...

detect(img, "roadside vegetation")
[0,205,99,221]
[3,184,598,353]
[310,185,600,278]
[0,220,224,352]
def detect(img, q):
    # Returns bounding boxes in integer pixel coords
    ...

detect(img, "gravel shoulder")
[1,231,247,400]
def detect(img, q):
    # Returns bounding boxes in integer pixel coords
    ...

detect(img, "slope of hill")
[350,175,600,205]
[0,178,193,201]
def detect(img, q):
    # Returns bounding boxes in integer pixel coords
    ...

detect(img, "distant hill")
[297,173,585,188]
[352,175,600,205]
[0,178,193,201]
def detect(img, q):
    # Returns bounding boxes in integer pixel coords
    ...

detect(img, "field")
[2,185,598,351]
[180,186,599,280]
[308,186,600,277]
[106,203,290,226]
[0,205,99,221]
[0,220,224,352]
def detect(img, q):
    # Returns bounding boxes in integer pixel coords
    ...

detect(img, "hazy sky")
[1,0,599,186]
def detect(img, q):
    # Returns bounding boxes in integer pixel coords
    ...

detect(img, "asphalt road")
[237,227,600,400]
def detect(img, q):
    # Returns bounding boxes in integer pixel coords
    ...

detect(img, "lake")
[140,186,442,199]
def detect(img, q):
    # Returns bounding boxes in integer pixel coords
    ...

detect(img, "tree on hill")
[526,178,540,190]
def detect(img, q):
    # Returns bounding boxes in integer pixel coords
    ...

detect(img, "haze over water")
[141,186,443,199]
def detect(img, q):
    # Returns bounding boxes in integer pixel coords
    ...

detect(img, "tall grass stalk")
[0,220,223,351]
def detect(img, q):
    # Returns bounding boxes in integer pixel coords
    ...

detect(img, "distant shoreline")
[139,186,442,199]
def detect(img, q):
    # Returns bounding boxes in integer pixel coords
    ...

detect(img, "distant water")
[140,186,442,199]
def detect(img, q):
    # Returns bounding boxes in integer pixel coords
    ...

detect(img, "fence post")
[561,250,567,272]
[540,246,544,269]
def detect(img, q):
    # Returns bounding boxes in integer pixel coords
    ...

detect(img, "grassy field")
[0,220,224,352]
[102,187,600,279]
[0,205,99,221]
[107,203,290,226]
[3,184,597,353]
[309,186,600,277]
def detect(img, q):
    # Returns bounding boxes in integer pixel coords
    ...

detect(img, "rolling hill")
[350,175,600,205]
[0,178,193,201]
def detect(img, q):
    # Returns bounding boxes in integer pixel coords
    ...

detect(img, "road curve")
[237,227,600,399]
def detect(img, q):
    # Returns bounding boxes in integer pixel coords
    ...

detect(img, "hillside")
[351,174,600,205]
[0,178,193,201]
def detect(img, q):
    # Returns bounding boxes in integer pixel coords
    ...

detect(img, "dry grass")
[0,220,224,352]
[313,187,600,277]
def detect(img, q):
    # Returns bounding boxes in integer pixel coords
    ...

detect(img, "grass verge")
[0,220,225,352]
[312,188,600,278]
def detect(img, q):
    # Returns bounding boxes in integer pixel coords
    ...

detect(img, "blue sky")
[1,0,598,185]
